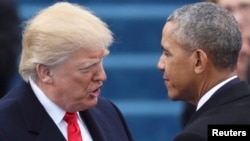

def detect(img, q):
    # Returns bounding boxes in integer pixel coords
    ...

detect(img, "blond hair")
[19,2,113,82]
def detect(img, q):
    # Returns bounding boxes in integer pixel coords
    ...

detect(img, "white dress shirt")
[29,78,93,141]
[196,75,237,111]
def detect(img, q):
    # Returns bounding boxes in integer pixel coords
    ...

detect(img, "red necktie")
[64,112,82,141]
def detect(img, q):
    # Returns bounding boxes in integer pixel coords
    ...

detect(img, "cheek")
[166,59,192,79]
[55,73,92,91]
[245,17,250,26]
[164,59,180,74]
[70,74,93,89]
[55,78,90,102]
[241,41,250,55]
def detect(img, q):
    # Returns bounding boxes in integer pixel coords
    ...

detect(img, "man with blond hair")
[0,2,134,141]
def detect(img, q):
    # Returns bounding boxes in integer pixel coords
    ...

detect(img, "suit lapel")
[79,108,107,141]
[187,78,250,125]
[18,81,65,141]
[36,115,66,141]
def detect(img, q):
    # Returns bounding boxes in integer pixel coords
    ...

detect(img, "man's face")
[218,0,250,37]
[157,22,197,102]
[48,47,108,112]
[237,37,250,80]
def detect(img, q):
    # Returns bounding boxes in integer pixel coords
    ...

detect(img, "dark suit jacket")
[174,77,250,141]
[0,81,134,141]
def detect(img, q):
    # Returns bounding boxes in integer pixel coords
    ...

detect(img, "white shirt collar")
[29,77,65,125]
[196,75,237,111]
[28,78,93,141]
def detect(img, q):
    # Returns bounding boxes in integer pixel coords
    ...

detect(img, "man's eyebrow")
[79,59,100,68]
[161,45,168,51]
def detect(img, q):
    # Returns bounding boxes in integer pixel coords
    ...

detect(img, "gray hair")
[167,2,241,70]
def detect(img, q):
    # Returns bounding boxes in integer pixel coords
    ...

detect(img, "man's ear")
[193,49,208,74]
[36,64,53,83]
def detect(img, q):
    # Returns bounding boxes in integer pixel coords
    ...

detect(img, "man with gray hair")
[0,2,134,141]
[157,2,250,140]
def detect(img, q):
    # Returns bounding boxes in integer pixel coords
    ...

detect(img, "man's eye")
[79,62,100,73]
[164,52,171,56]
[79,65,93,73]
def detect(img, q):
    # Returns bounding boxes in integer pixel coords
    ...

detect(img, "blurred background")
[7,0,201,140]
